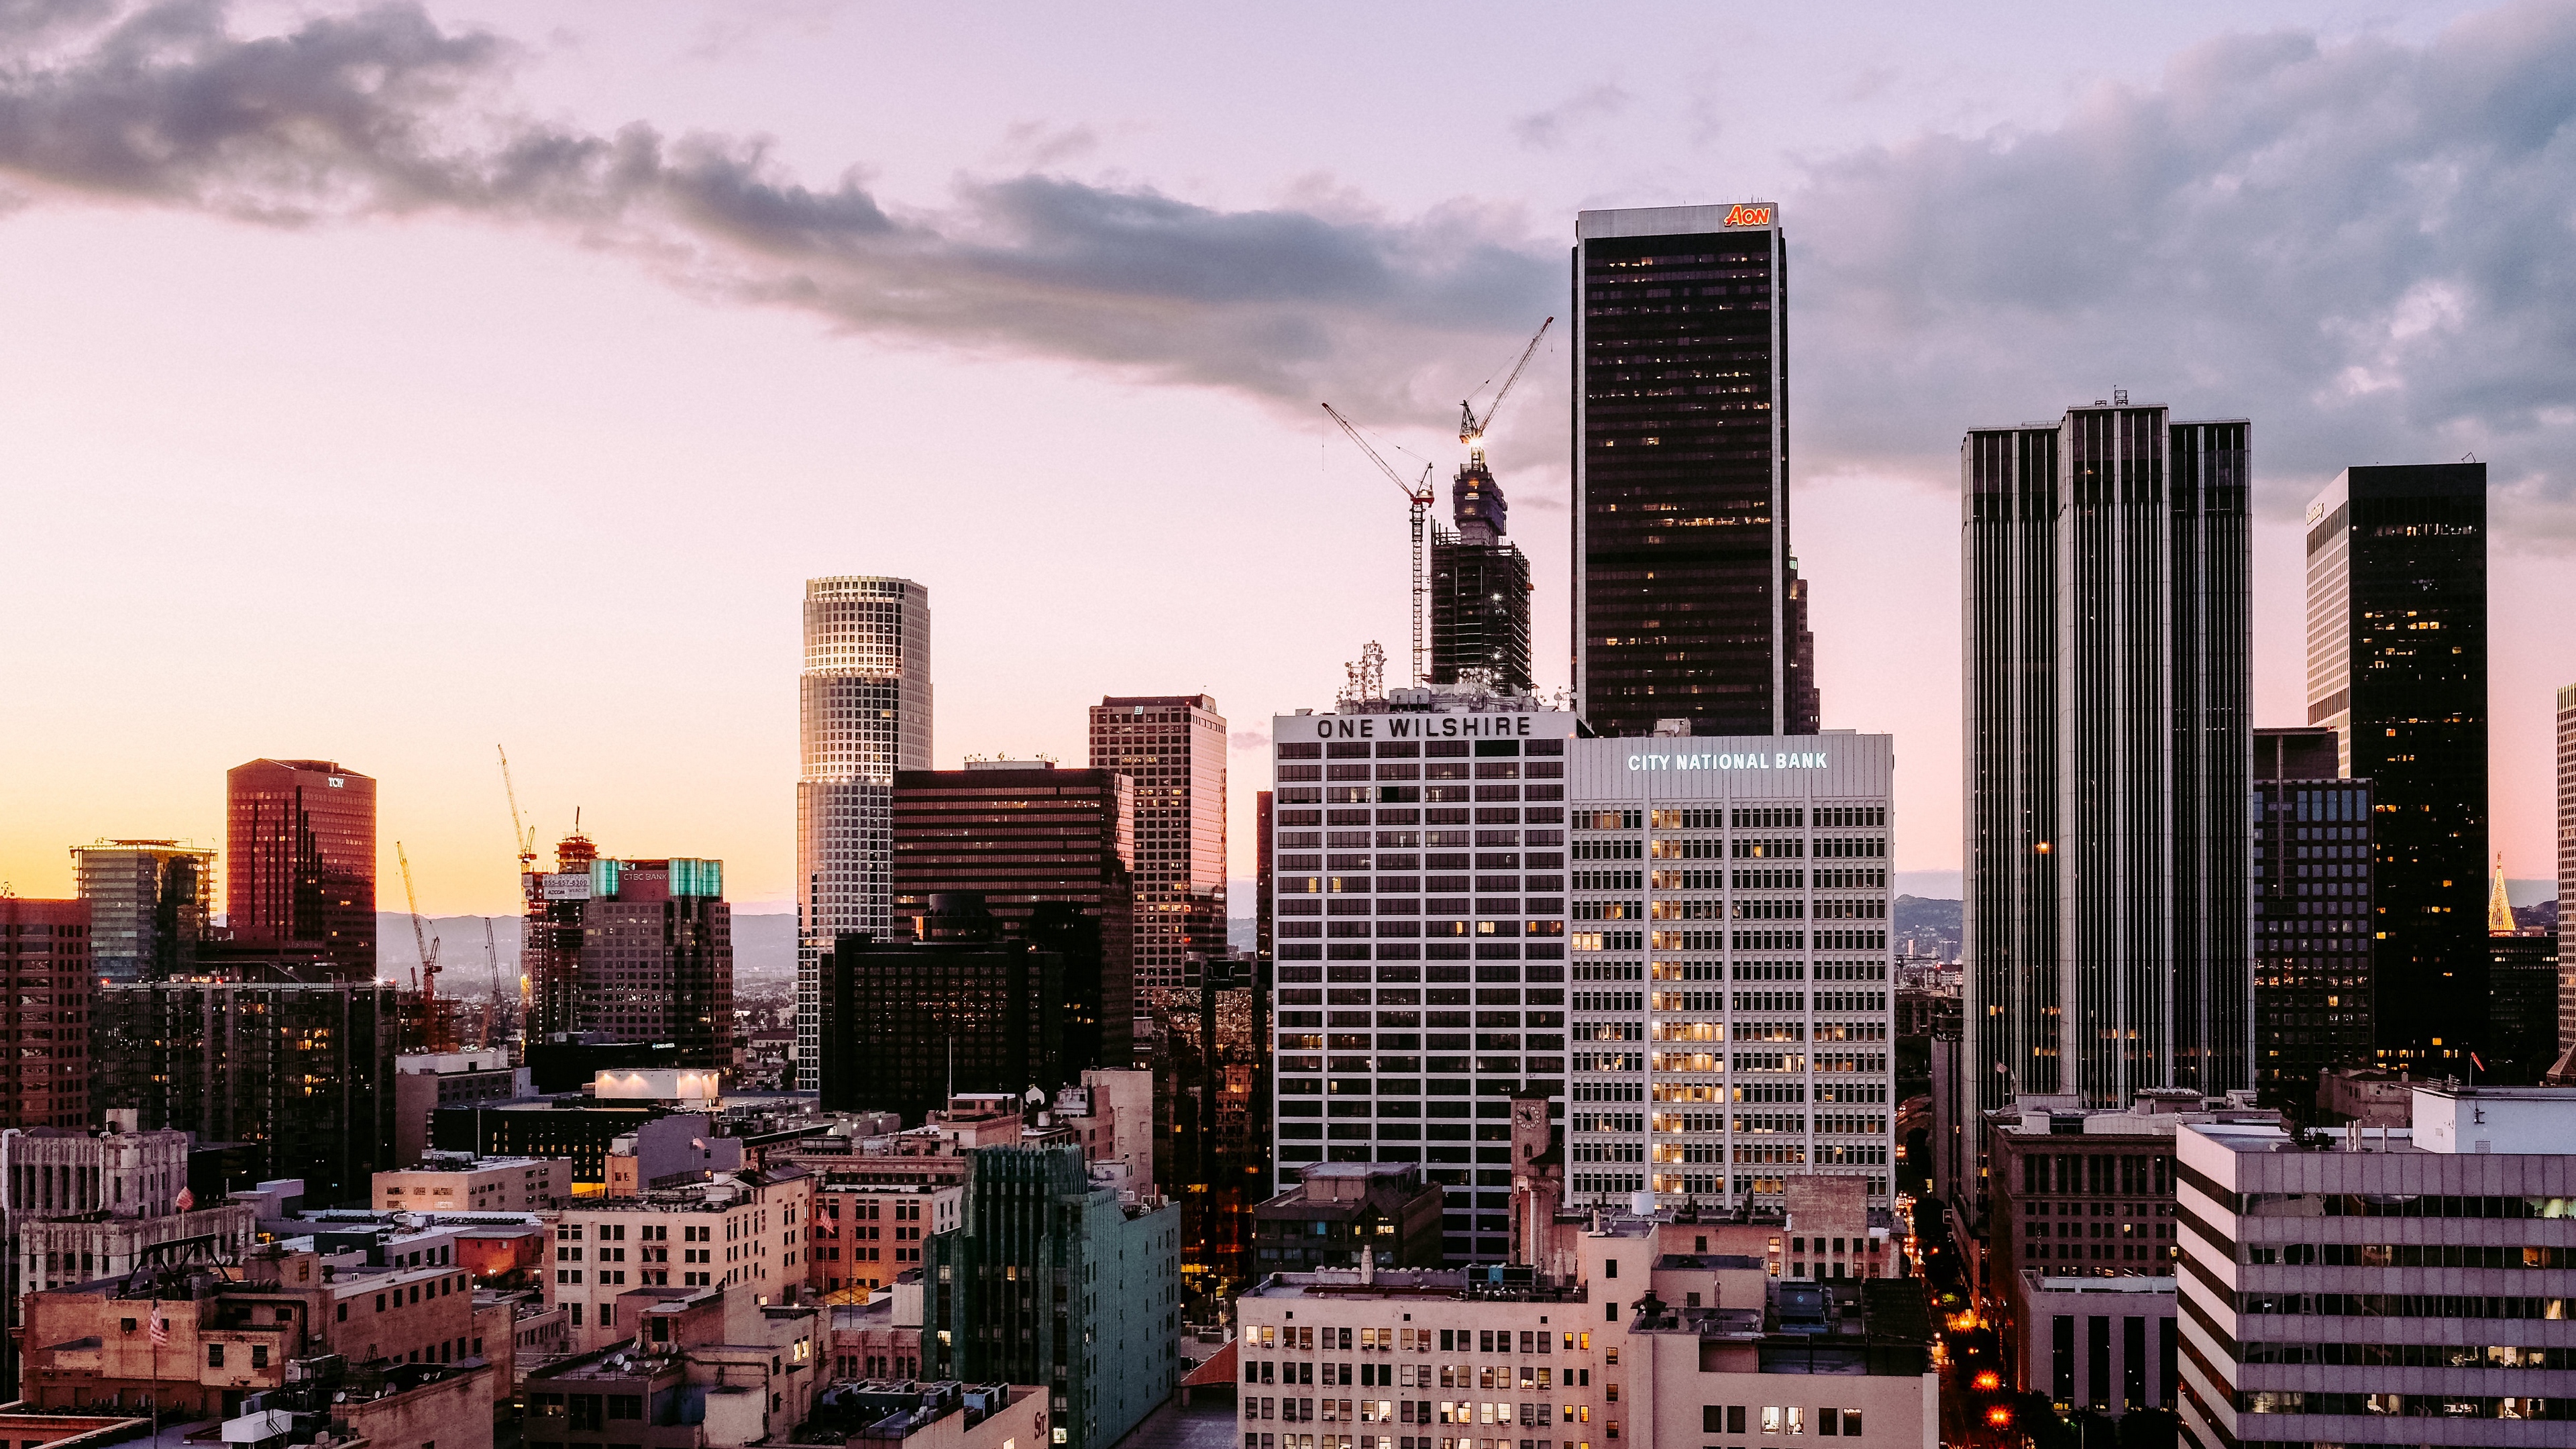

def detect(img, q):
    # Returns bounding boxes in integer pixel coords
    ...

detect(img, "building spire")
[2489,853,2516,934]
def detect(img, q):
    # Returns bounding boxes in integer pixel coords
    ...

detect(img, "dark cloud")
[1510,83,1631,150]
[1790,3,2576,538]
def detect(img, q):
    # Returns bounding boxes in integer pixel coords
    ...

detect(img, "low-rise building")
[2010,1272,2176,1417]
[521,1279,820,1449]
[374,1153,572,1214]
[224,1357,496,1449]
[826,1279,926,1383]
[2177,1085,2576,1449]
[543,1168,814,1355]
[807,1381,1046,1449]
[1252,1163,1447,1274]
[810,1183,963,1297]
[394,1053,532,1167]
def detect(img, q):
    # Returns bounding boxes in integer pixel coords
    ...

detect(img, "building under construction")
[1428,456,1534,690]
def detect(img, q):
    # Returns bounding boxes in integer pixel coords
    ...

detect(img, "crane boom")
[1458,316,1556,451]
[1322,403,1438,687]
[498,745,535,872]
[396,841,446,1049]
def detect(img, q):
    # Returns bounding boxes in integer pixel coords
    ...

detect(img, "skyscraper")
[1574,202,1818,738]
[797,575,932,1091]
[1087,695,1226,991]
[0,897,91,1129]
[1962,402,2251,1126]
[818,894,1065,1123]
[2250,727,2374,1110]
[2559,683,2575,1060]
[892,761,1135,1070]
[568,856,734,1069]
[225,758,375,978]
[70,838,214,981]
[2304,464,2487,1068]
[1429,457,1534,690]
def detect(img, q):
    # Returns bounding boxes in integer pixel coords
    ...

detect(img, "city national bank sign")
[1627,749,1830,771]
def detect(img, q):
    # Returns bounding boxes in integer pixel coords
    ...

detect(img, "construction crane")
[483,918,502,1049]
[1458,317,1554,466]
[498,745,536,874]
[1322,402,1438,686]
[395,841,448,1051]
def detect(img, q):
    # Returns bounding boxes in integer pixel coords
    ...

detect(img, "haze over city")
[5,0,2575,914]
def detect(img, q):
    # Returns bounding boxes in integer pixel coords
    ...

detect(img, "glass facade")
[2303,464,2488,1068]
[2252,729,2374,1110]
[797,576,933,1091]
[70,839,213,981]
[1574,205,1817,738]
[568,858,734,1070]
[225,758,376,978]
[1088,695,1227,993]
[0,898,91,1130]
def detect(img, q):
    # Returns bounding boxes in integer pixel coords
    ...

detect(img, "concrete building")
[431,1101,721,1188]
[543,1167,814,1354]
[1251,1162,1448,1275]
[373,1154,571,1214]
[809,1182,962,1297]
[2012,1273,2176,1417]
[2306,465,2490,1071]
[1088,694,1228,991]
[892,763,1136,1071]
[392,1052,531,1167]
[805,1381,1045,1449]
[523,1277,822,1449]
[1573,202,1820,739]
[922,1146,1181,1449]
[2314,1065,2426,1128]
[0,896,91,1130]
[68,840,213,982]
[2176,1085,2576,1448]
[226,758,376,978]
[798,575,933,1093]
[1233,1209,1935,1449]
[91,978,398,1205]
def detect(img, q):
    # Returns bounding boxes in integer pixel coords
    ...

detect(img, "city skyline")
[7,3,2576,917]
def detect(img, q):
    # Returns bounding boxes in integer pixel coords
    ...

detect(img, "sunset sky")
[3,0,2572,915]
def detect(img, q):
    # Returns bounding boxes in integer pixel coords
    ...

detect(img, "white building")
[1267,698,1898,1265]
[796,576,932,1091]
[545,1166,814,1352]
[2176,1085,2576,1448]
[1269,694,1582,1263]
[374,1153,572,1214]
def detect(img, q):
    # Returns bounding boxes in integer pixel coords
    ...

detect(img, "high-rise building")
[2176,1086,2576,1449]
[2251,728,2375,1110]
[1962,403,2252,1135]
[522,827,598,1042]
[1429,458,1534,690]
[1574,202,1819,738]
[69,839,214,981]
[0,898,91,1130]
[1087,695,1226,991]
[566,857,733,1068]
[818,894,1065,1123]
[225,757,376,977]
[1254,790,1275,964]
[93,976,400,1205]
[2561,683,2576,1059]
[798,576,932,1091]
[892,762,1134,1070]
[2305,464,2487,1069]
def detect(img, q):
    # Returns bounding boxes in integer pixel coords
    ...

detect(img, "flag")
[150,1311,167,1346]
[2473,1053,2489,1073]
[174,1187,195,1212]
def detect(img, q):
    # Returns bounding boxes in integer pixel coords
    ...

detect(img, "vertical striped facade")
[1964,405,2251,1134]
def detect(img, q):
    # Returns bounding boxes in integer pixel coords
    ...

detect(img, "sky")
[3,0,2573,916]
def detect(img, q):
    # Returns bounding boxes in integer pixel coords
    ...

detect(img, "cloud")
[1787,3,2576,532]
[997,119,1101,169]
[0,0,1554,420]
[1510,83,1631,150]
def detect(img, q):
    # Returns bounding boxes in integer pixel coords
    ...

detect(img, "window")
[208,1345,225,1368]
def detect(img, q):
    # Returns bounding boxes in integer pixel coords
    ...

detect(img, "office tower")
[1254,790,1275,964]
[70,839,214,981]
[1574,202,1819,738]
[921,1145,1181,1449]
[2487,932,2560,1084]
[798,576,932,1091]
[0,898,91,1129]
[2561,684,2576,1059]
[892,761,1135,1069]
[1429,458,1534,689]
[93,977,399,1205]
[2305,464,2487,1069]
[225,757,376,977]
[566,856,733,1069]
[817,894,1065,1122]
[1962,403,2252,1141]
[523,826,597,1041]
[2250,728,2374,1110]
[2176,1085,2576,1449]
[1087,694,1226,990]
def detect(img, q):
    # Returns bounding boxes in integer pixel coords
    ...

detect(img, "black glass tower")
[2251,727,2375,1110]
[2303,464,2487,1068]
[1962,404,2252,1122]
[1574,203,1817,737]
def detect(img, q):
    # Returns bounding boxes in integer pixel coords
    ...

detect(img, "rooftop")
[1248,1267,1582,1303]
[2018,1272,2177,1296]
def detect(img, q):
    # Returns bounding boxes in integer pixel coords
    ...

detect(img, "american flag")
[174,1187,195,1212]
[150,1311,167,1347]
